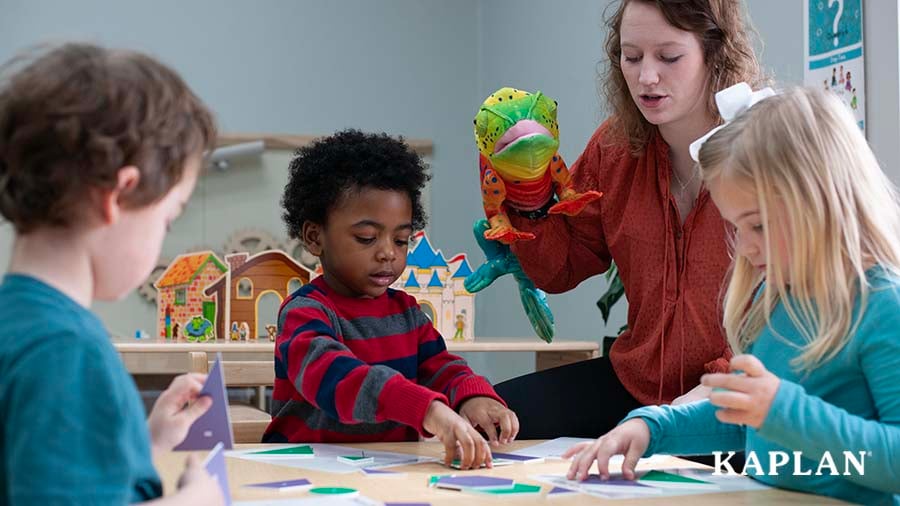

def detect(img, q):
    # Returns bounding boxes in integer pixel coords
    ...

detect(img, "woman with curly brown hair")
[494,0,766,438]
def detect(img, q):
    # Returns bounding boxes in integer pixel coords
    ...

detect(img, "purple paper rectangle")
[175,353,234,450]
[490,452,541,462]
[203,442,232,506]
[435,475,515,490]
[245,478,311,490]
[362,468,402,475]
[548,486,577,495]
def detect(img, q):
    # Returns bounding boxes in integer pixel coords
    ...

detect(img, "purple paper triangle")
[174,353,234,450]
[204,442,232,506]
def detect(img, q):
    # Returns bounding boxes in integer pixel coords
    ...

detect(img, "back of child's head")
[281,129,430,239]
[0,42,216,234]
[698,86,900,368]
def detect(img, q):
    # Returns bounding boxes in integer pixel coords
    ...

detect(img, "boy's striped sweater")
[263,276,504,443]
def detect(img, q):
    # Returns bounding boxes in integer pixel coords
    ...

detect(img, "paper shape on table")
[338,455,375,466]
[204,442,232,506]
[578,474,663,496]
[637,470,719,489]
[507,437,593,459]
[175,353,234,450]
[448,457,514,469]
[471,483,542,496]
[384,503,431,506]
[434,475,515,491]
[231,444,434,474]
[246,445,314,458]
[360,468,405,477]
[490,452,544,464]
[546,486,579,498]
[244,478,312,492]
[309,487,359,497]
[531,468,769,500]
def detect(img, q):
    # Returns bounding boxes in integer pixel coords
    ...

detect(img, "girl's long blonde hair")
[698,87,900,370]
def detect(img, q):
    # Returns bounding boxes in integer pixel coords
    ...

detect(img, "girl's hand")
[561,418,650,481]
[702,354,780,429]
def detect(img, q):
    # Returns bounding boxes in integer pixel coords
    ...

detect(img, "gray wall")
[2,0,899,383]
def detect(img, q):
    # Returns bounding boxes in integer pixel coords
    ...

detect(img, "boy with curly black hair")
[267,130,518,469]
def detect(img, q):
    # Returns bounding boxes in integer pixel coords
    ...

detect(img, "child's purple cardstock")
[204,442,232,506]
[174,353,234,451]
[490,452,543,462]
[435,475,515,490]
[245,478,312,491]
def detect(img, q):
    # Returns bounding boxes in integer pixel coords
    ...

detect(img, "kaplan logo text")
[712,451,867,476]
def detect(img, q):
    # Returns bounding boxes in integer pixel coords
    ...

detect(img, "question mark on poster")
[828,0,844,47]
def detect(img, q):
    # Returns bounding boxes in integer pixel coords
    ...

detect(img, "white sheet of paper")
[229,444,436,474]
[530,468,769,500]
[509,437,594,458]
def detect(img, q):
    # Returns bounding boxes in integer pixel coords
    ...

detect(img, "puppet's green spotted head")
[474,87,559,178]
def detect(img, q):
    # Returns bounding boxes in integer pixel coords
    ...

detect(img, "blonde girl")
[563,86,900,504]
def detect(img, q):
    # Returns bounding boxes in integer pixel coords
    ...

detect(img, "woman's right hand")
[174,454,225,505]
[561,418,651,481]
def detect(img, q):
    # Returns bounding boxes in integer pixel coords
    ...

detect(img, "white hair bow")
[689,82,776,162]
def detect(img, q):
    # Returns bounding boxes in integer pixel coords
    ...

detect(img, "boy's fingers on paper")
[498,412,517,444]
[442,438,455,466]
[477,415,499,445]
[455,425,476,469]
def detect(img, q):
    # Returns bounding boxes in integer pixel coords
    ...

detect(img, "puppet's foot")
[549,191,603,216]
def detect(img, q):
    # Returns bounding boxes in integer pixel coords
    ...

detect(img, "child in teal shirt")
[0,43,223,505]
[564,86,900,505]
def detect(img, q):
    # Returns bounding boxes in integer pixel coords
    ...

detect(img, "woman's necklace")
[671,165,699,193]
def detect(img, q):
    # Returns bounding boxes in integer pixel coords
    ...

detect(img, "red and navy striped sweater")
[263,276,504,443]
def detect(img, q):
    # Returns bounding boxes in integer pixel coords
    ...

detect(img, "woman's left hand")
[701,354,780,429]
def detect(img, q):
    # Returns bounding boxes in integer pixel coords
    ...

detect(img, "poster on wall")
[804,0,865,132]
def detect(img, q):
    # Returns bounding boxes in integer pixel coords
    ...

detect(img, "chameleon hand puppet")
[473,87,601,244]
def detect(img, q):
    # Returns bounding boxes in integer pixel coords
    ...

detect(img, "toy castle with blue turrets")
[390,231,475,341]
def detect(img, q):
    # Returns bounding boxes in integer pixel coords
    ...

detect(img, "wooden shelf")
[115,339,599,374]
[218,133,433,156]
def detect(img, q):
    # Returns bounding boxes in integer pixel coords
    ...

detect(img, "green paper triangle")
[639,470,710,484]
[476,483,542,495]
[249,445,314,456]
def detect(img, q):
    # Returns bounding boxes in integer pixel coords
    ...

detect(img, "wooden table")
[115,338,600,375]
[154,441,849,505]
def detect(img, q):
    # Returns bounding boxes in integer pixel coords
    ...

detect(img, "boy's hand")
[175,453,225,505]
[458,396,519,446]
[562,418,650,481]
[702,354,780,429]
[148,373,213,452]
[423,400,491,469]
